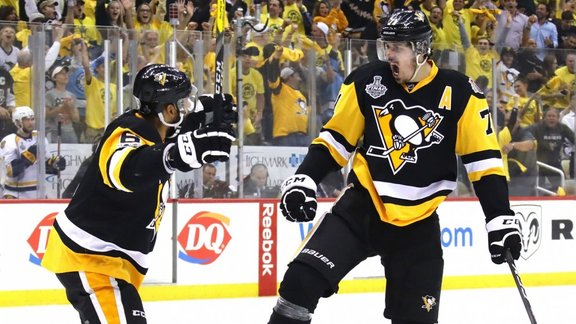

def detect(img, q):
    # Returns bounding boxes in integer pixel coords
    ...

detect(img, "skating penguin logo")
[367,99,444,174]
[421,295,437,312]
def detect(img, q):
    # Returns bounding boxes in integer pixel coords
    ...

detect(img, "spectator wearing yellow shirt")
[231,48,265,145]
[71,0,102,47]
[80,43,116,144]
[429,6,449,53]
[440,0,475,51]
[267,49,309,146]
[508,77,541,128]
[462,13,499,89]
[471,9,497,46]
[261,0,287,33]
[11,24,62,108]
[134,1,173,44]
[312,0,348,33]
[537,51,576,111]
[139,29,165,64]
[282,0,310,36]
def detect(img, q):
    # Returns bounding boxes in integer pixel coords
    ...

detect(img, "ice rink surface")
[0,285,574,323]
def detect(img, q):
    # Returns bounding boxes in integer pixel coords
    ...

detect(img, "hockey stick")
[213,0,226,126]
[505,249,537,324]
[56,119,62,199]
[367,123,429,157]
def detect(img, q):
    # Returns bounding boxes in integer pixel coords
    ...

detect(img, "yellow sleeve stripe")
[325,82,365,147]
[108,147,135,193]
[467,166,506,182]
[99,137,116,188]
[312,131,354,167]
[99,127,152,191]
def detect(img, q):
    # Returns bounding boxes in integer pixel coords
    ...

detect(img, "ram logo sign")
[178,211,232,265]
[513,204,542,260]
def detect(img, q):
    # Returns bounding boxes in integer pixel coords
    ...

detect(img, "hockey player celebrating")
[0,106,66,199]
[267,9,522,324]
[42,64,236,323]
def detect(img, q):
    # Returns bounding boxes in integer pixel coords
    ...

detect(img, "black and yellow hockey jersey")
[42,110,174,288]
[300,60,513,226]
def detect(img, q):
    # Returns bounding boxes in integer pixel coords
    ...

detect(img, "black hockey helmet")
[133,64,195,116]
[379,9,432,57]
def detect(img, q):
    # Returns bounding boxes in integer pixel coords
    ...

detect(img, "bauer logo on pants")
[27,212,57,266]
[512,204,542,260]
[178,211,232,265]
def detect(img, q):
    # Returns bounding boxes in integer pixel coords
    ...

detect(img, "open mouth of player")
[391,64,400,77]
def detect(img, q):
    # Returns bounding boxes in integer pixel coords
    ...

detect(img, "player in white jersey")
[0,106,66,198]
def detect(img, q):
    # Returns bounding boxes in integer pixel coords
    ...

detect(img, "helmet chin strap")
[158,111,184,128]
[408,52,428,83]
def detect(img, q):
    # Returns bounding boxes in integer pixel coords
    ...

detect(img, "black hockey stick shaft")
[213,0,226,126]
[56,119,62,199]
[505,249,537,324]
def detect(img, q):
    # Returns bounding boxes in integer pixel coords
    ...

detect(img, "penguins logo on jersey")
[367,99,444,174]
[421,295,437,312]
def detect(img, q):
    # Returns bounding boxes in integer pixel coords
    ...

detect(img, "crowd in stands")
[0,0,574,197]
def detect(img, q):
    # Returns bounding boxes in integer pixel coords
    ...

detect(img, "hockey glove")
[46,155,67,173]
[179,94,238,134]
[201,93,238,126]
[167,125,236,172]
[280,174,318,222]
[21,144,37,165]
[486,215,522,264]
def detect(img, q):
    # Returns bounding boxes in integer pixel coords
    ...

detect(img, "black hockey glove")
[202,93,238,126]
[178,94,238,134]
[167,125,236,172]
[21,144,37,166]
[46,155,67,173]
[486,215,522,264]
[280,174,318,222]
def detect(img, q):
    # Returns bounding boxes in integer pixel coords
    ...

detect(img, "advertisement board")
[0,198,574,306]
[175,201,260,284]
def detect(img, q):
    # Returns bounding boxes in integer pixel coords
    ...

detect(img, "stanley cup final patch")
[366,76,387,99]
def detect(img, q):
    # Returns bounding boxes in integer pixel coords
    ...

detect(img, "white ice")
[0,286,573,323]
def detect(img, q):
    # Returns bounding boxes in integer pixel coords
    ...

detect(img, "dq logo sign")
[178,211,232,265]
[27,212,57,266]
[512,204,542,260]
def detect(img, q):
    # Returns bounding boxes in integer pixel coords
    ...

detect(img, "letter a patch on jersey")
[367,99,444,174]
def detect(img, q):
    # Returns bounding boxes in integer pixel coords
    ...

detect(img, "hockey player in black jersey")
[267,9,522,324]
[42,64,236,324]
